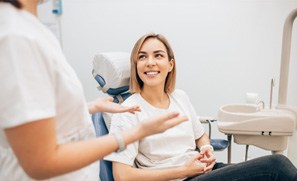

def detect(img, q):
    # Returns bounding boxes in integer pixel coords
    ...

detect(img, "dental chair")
[91,52,229,181]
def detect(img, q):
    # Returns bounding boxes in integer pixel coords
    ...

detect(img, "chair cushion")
[211,139,229,151]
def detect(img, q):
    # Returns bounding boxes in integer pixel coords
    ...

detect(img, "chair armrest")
[198,116,230,152]
[199,116,216,122]
[199,116,217,138]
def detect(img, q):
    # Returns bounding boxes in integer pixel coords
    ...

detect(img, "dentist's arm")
[5,112,187,180]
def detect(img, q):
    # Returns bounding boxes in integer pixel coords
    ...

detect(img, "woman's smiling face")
[136,38,174,90]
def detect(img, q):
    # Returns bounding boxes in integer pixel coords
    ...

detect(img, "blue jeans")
[186,155,297,181]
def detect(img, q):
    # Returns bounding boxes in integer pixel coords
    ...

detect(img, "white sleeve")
[0,35,55,128]
[188,101,205,139]
[104,112,139,166]
[179,90,205,139]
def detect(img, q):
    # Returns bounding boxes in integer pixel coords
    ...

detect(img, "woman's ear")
[169,59,174,72]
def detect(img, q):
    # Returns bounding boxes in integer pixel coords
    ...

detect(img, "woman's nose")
[146,57,156,66]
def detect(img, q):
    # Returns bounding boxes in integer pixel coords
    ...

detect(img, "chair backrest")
[92,52,131,181]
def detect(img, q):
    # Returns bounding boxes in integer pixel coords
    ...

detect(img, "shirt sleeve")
[179,90,205,140]
[189,102,205,140]
[104,112,139,166]
[0,35,55,128]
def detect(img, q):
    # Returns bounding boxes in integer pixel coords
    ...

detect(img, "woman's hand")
[139,112,188,137]
[88,96,141,114]
[199,148,216,173]
[181,153,206,178]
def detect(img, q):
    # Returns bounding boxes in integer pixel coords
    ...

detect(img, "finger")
[200,148,213,156]
[127,106,141,114]
[204,162,215,172]
[200,150,214,160]
[193,160,206,170]
[157,111,180,120]
[197,153,205,160]
[199,149,207,155]
[203,162,214,171]
[200,156,216,163]
[204,168,212,173]
[149,112,180,124]
[132,106,141,112]
[201,162,215,169]
[207,153,216,162]
[106,96,114,102]
[164,115,188,129]
[191,153,203,161]
[146,113,187,133]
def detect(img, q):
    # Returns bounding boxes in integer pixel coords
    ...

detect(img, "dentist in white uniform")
[0,0,188,180]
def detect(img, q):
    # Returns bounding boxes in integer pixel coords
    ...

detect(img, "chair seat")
[211,139,229,151]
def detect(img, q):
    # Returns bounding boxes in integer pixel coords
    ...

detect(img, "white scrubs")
[0,3,98,181]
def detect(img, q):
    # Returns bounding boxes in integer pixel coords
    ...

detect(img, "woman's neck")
[140,86,170,109]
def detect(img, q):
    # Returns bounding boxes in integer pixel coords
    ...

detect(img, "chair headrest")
[92,52,132,130]
[92,52,130,96]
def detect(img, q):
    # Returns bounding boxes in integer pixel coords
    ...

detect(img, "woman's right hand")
[181,154,206,178]
[139,112,188,137]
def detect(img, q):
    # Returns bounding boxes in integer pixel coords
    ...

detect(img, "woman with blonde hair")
[105,33,297,181]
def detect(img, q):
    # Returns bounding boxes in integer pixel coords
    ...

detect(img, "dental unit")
[217,8,297,166]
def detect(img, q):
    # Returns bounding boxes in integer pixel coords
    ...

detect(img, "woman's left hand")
[199,148,216,173]
[88,96,141,114]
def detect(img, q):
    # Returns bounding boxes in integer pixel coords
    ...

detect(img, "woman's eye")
[138,55,146,60]
[155,54,163,58]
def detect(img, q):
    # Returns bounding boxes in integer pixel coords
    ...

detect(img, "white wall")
[38,0,297,163]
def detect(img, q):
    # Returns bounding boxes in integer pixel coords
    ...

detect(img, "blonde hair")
[130,33,176,94]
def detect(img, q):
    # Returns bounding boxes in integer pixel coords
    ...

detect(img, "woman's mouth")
[145,71,160,75]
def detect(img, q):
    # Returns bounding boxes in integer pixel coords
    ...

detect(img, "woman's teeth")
[146,71,159,75]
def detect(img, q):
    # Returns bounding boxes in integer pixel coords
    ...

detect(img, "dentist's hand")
[139,112,188,137]
[88,96,141,114]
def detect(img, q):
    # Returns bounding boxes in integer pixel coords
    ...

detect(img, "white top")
[0,3,98,181]
[105,90,204,172]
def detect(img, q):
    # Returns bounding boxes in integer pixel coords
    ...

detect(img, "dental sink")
[221,104,259,113]
[217,104,296,152]
[219,104,259,121]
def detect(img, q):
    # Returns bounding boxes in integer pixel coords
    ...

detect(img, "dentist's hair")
[0,0,22,8]
[130,33,176,94]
